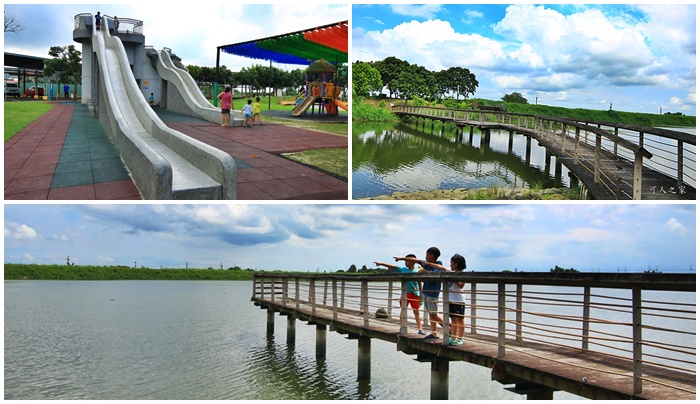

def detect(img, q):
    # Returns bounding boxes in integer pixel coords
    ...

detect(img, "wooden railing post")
[332,278,338,323]
[442,279,450,343]
[632,286,643,394]
[388,280,394,319]
[323,279,328,306]
[516,284,523,342]
[574,127,580,165]
[341,279,346,309]
[310,279,316,316]
[295,278,300,311]
[361,280,369,328]
[594,134,602,184]
[399,279,408,335]
[498,281,506,358]
[470,282,477,335]
[634,150,644,200]
[582,286,591,350]
[282,278,288,307]
[677,141,684,188]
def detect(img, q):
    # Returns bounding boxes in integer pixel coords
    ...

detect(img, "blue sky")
[4,204,696,273]
[3,3,348,71]
[352,4,696,115]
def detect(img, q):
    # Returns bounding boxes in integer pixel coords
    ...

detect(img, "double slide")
[92,21,236,199]
[155,49,244,126]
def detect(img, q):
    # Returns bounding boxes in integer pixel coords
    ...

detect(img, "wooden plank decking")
[254,296,696,400]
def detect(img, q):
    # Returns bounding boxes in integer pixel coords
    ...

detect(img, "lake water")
[352,121,573,198]
[6,280,546,400]
[352,122,696,198]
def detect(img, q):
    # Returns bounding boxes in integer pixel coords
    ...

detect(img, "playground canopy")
[218,21,348,65]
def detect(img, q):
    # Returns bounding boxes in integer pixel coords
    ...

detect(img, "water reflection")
[352,121,572,198]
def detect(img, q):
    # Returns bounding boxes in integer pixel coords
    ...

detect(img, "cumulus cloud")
[665,218,688,236]
[5,223,38,240]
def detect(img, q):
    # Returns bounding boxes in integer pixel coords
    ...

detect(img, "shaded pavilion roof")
[218,21,348,65]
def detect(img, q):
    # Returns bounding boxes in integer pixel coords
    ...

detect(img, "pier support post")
[316,324,327,358]
[430,357,450,399]
[286,316,296,345]
[267,308,275,334]
[357,336,371,381]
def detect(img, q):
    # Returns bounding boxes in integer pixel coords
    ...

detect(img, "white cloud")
[665,218,688,236]
[390,5,443,19]
[5,223,38,240]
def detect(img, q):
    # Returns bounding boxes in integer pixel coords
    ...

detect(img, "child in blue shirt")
[396,246,444,340]
[242,99,253,127]
[375,254,424,335]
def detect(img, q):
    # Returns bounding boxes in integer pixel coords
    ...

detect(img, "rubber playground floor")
[4,103,348,200]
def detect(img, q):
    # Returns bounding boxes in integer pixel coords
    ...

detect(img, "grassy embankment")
[4,263,255,281]
[354,97,696,127]
[4,101,55,142]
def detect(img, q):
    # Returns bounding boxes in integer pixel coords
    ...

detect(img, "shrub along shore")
[4,264,255,281]
[353,97,696,127]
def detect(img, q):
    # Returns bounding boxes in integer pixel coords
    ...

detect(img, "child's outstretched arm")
[419,261,449,271]
[374,261,398,270]
[394,256,421,264]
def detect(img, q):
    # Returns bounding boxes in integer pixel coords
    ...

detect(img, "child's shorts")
[449,303,465,316]
[221,109,230,114]
[245,113,252,118]
[423,295,438,313]
[401,292,420,310]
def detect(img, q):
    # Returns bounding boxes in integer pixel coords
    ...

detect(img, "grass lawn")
[283,148,348,180]
[4,101,54,142]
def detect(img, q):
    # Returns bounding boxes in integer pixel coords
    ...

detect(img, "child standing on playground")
[419,254,468,346]
[374,254,424,335]
[217,87,233,127]
[252,97,263,125]
[242,99,253,127]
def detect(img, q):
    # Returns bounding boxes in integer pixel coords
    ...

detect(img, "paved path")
[5,103,348,200]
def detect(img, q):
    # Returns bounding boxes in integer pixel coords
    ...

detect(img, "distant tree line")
[187,63,348,98]
[352,56,478,101]
[4,264,255,281]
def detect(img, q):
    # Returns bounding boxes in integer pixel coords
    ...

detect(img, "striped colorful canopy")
[220,21,348,65]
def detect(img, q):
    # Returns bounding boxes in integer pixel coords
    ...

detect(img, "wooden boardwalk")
[253,273,696,400]
[392,106,696,200]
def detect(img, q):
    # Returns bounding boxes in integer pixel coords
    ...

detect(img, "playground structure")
[217,21,348,118]
[73,13,237,199]
[292,59,348,117]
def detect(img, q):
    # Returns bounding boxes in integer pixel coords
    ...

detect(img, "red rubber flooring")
[4,103,348,200]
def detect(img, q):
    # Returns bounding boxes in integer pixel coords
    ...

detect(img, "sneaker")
[453,339,463,346]
[418,330,425,335]
[448,337,454,345]
[424,334,439,340]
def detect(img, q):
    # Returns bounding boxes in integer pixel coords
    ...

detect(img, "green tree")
[373,56,410,98]
[502,92,528,104]
[44,45,81,101]
[352,62,383,98]
[437,67,478,100]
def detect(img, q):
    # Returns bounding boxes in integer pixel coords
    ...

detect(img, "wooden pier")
[252,272,695,400]
[391,105,696,200]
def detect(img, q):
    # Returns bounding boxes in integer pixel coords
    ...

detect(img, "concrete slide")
[292,94,320,116]
[155,49,243,126]
[92,21,236,199]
